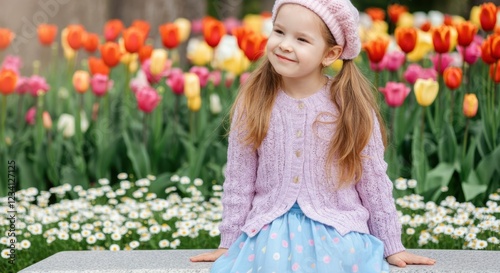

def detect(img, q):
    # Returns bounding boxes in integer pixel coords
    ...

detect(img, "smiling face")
[267,4,338,82]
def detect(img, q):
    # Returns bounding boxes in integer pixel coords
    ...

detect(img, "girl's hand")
[387,251,436,267]
[190,248,228,262]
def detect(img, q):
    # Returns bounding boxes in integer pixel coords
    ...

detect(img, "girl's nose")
[279,40,292,52]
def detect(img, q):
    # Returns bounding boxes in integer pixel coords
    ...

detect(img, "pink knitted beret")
[271,0,361,60]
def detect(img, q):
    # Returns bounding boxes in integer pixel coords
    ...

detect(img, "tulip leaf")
[422,162,455,202]
[437,123,457,163]
[123,132,151,179]
[474,144,500,185]
[462,170,488,201]
[16,152,38,190]
[411,123,428,193]
[460,137,477,181]
[148,172,175,198]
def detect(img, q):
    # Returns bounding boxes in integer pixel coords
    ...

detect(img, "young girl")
[191,0,436,271]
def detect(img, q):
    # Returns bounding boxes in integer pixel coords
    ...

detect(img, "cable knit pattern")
[271,0,361,60]
[217,79,405,257]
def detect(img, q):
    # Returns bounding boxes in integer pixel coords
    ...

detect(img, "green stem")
[0,95,7,150]
[189,111,196,142]
[450,91,455,125]
[16,94,24,130]
[462,119,469,160]
[421,106,425,152]
[143,113,148,146]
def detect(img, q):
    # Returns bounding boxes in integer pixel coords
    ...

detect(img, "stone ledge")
[18,249,500,273]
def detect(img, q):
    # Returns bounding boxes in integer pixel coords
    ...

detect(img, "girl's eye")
[298,38,308,43]
[274,29,283,35]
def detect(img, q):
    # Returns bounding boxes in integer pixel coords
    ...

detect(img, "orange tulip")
[100,42,121,68]
[131,19,150,38]
[139,45,154,63]
[443,67,462,90]
[479,3,497,32]
[443,15,454,26]
[37,24,57,46]
[463,93,478,118]
[420,21,432,32]
[489,59,500,83]
[0,28,14,49]
[240,32,267,61]
[455,21,478,47]
[82,32,99,53]
[159,23,180,49]
[66,24,85,50]
[432,25,452,54]
[232,26,254,49]
[365,7,385,21]
[103,19,124,41]
[395,27,417,54]
[363,37,389,63]
[203,17,226,48]
[72,70,90,93]
[387,4,408,24]
[123,27,145,54]
[88,57,110,76]
[481,36,496,64]
[0,69,18,95]
[490,34,500,59]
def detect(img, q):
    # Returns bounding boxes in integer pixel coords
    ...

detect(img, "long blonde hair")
[230,21,386,187]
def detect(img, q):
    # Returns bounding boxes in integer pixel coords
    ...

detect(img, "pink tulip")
[141,58,171,85]
[130,70,150,94]
[384,51,406,72]
[15,76,31,95]
[28,75,50,97]
[420,68,438,81]
[191,18,203,35]
[404,64,437,84]
[240,72,251,86]
[379,82,411,107]
[91,74,113,97]
[25,107,37,125]
[1,55,22,75]
[189,66,210,88]
[223,17,242,35]
[458,42,481,65]
[430,53,453,74]
[369,60,385,72]
[136,86,161,113]
[208,70,222,86]
[166,68,185,95]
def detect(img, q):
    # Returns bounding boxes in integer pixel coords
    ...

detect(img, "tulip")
[1,55,22,74]
[28,75,50,97]
[242,14,263,35]
[37,24,58,46]
[223,17,242,35]
[430,53,454,74]
[103,19,124,41]
[232,26,253,49]
[240,72,251,87]
[191,18,203,35]
[463,93,478,118]
[57,113,89,138]
[365,7,385,21]
[456,21,478,47]
[363,37,389,64]
[25,107,37,125]
[149,49,168,76]
[88,57,110,76]
[82,32,99,53]
[187,95,202,112]
[379,82,411,107]
[66,24,85,50]
[387,4,408,24]
[489,59,500,83]
[138,45,153,63]
[432,25,452,54]
[159,23,180,49]
[240,32,267,61]
[330,59,343,72]
[186,37,214,66]
[136,86,161,113]
[383,51,406,72]
[470,6,481,28]
[123,27,145,53]
[0,28,14,49]
[490,34,500,60]
[184,73,201,99]
[73,70,90,94]
[212,35,250,75]
[100,42,122,67]
[203,17,226,48]
[167,68,185,95]
[174,18,191,43]
[414,78,439,107]
[189,66,210,88]
[209,93,222,114]
[479,3,497,32]
[91,74,113,97]
[0,69,18,95]
[131,20,150,38]
[443,67,462,90]
[61,27,76,61]
[395,27,417,54]
[16,77,30,95]
[428,10,445,26]
[142,58,171,85]
[397,12,414,28]
[208,70,222,87]
[42,111,52,130]
[130,70,150,94]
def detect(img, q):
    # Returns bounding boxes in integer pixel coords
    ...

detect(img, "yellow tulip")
[463,93,478,118]
[217,49,250,76]
[414,78,439,107]
[72,70,90,94]
[150,49,168,76]
[469,6,481,28]
[452,15,466,25]
[449,26,458,52]
[128,59,138,73]
[184,72,200,99]
[187,95,202,112]
[61,27,76,61]
[397,12,414,28]
[330,59,343,72]
[187,37,213,66]
[407,30,433,62]
[174,18,191,43]
[243,14,263,34]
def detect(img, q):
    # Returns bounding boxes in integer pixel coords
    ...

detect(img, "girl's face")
[267,4,332,81]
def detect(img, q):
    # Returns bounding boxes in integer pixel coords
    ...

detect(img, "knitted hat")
[271,0,361,60]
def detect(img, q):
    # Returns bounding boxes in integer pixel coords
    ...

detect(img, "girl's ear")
[322,45,343,67]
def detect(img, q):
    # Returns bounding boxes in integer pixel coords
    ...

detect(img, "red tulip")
[159,23,180,49]
[363,37,389,64]
[387,4,408,24]
[432,25,452,54]
[103,19,123,41]
[203,17,226,48]
[490,33,500,59]
[123,27,145,54]
[489,59,500,83]
[443,67,462,90]
[139,45,154,63]
[0,28,14,49]
[455,21,478,47]
[88,57,110,76]
[100,42,121,68]
[82,32,100,53]
[365,8,385,21]
[0,69,18,95]
[481,36,496,64]
[131,19,150,38]
[66,24,85,50]
[37,24,58,46]
[395,27,417,54]
[480,3,497,32]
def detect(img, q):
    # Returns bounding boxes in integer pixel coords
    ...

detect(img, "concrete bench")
[18,249,500,273]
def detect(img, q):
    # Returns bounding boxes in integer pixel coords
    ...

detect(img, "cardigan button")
[293,176,300,183]
[298,102,305,109]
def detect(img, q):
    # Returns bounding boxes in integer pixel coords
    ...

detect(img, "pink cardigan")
[218,81,405,257]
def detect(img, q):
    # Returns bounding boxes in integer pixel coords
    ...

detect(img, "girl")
[191,0,436,272]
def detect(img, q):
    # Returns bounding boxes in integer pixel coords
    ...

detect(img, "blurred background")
[0,0,497,72]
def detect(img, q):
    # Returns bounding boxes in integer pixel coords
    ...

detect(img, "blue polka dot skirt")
[211,202,390,273]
